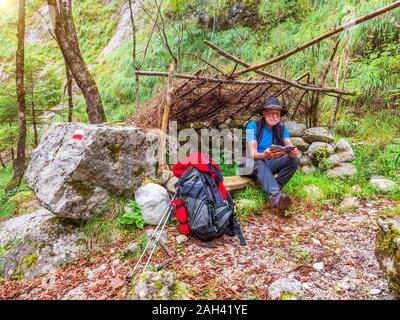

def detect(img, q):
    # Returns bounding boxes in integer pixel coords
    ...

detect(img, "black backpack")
[175,166,246,246]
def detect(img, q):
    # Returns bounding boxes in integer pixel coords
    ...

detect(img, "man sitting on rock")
[246,96,300,213]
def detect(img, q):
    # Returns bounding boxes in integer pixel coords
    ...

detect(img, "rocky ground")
[0,197,398,300]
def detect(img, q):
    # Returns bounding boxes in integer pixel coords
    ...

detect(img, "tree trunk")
[8,123,15,164]
[128,0,139,114]
[13,0,26,186]
[0,153,6,169]
[66,64,73,122]
[30,61,38,148]
[47,0,106,124]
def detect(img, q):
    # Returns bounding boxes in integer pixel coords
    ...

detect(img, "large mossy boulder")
[25,123,159,219]
[126,271,188,300]
[0,208,86,280]
[376,217,400,296]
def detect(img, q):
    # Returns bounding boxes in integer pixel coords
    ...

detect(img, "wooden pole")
[134,74,139,114]
[233,0,400,77]
[311,37,341,126]
[202,41,354,96]
[136,69,354,96]
[136,70,278,85]
[158,63,175,175]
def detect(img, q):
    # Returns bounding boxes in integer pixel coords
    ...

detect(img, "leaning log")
[203,41,354,96]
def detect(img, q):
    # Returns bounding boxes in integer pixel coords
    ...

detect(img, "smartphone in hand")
[270,144,296,154]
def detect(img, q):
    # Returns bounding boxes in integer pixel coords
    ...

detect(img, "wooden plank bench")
[223,175,257,191]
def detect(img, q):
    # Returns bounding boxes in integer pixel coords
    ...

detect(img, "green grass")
[234,186,266,220]
[0,166,17,219]
[80,197,130,248]
[0,165,37,219]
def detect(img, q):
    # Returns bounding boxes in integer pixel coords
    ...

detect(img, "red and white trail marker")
[72,129,84,141]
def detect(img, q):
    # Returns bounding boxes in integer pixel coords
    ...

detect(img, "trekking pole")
[142,200,175,272]
[126,190,179,281]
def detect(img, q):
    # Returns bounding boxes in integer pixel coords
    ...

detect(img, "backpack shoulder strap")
[272,120,285,146]
[255,117,265,145]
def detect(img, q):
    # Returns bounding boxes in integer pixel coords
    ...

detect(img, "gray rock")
[61,286,88,300]
[323,213,333,220]
[86,263,107,280]
[0,67,9,83]
[303,185,323,200]
[25,5,52,45]
[0,208,85,280]
[369,288,381,295]
[158,169,173,185]
[321,200,335,206]
[311,238,322,246]
[302,165,317,174]
[369,176,396,193]
[312,262,324,271]
[176,235,188,244]
[145,230,167,250]
[300,154,312,166]
[303,127,334,144]
[228,119,244,128]
[26,123,159,219]
[135,183,170,225]
[100,2,139,57]
[326,150,355,167]
[340,197,360,209]
[128,271,176,300]
[326,163,357,179]
[166,176,179,193]
[307,142,334,164]
[286,121,307,137]
[290,137,310,151]
[350,185,362,194]
[123,242,139,256]
[268,278,304,299]
[335,138,352,152]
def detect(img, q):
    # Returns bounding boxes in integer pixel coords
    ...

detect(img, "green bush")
[118,200,146,229]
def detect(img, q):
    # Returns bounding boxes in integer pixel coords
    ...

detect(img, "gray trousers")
[255,155,300,201]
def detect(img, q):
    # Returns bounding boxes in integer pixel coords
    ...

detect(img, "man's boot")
[272,193,292,214]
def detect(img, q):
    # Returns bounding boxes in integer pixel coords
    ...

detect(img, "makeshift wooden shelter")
[125,1,400,186]
[129,41,353,130]
[128,1,400,131]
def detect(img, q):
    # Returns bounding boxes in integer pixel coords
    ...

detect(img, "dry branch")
[203,40,354,96]
[135,70,279,85]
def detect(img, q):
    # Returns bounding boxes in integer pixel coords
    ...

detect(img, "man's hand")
[264,148,285,159]
[288,147,299,158]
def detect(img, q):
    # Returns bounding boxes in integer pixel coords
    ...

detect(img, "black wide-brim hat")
[259,96,288,116]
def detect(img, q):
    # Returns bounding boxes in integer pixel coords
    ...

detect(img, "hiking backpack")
[171,152,246,246]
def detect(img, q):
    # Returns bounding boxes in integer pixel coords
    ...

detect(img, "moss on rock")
[376,217,400,296]
[107,143,121,163]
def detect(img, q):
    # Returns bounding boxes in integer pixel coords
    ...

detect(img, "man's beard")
[266,119,280,126]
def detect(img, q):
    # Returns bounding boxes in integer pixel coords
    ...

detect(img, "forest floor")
[0,196,397,300]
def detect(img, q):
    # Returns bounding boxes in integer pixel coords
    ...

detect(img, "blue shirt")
[246,121,290,153]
